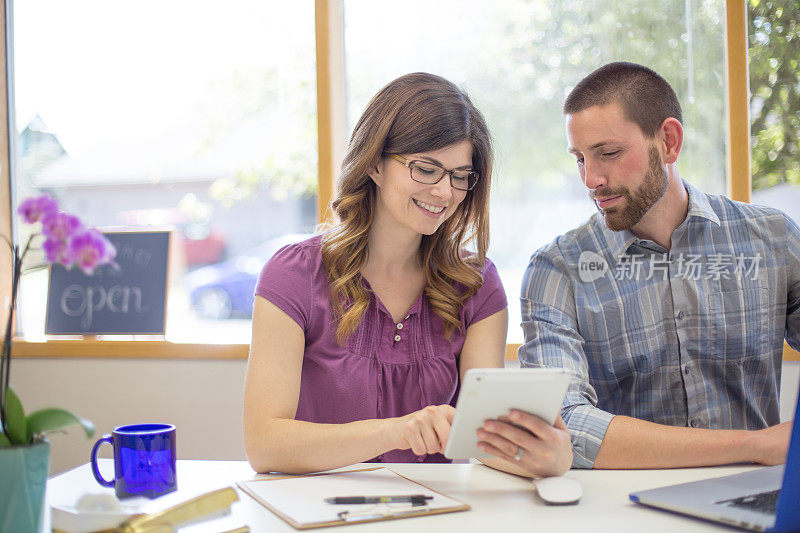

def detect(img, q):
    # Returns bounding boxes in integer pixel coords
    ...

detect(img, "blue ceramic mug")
[90,423,177,499]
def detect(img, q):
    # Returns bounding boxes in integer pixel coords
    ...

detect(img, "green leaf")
[26,408,95,440]
[4,387,28,445]
[0,431,10,447]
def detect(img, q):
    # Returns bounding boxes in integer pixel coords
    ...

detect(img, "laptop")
[629,386,800,532]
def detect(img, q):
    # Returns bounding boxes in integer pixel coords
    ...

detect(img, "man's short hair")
[563,62,683,137]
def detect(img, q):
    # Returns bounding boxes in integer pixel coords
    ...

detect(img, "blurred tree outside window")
[748,0,800,223]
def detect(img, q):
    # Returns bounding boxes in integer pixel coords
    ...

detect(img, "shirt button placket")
[393,320,405,343]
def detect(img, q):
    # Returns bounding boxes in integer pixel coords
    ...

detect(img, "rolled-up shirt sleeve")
[519,246,614,468]
[785,213,800,351]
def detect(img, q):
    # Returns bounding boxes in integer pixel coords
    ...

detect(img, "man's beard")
[591,146,668,232]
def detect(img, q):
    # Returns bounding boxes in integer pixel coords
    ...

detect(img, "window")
[11,0,317,343]
[343,0,727,342]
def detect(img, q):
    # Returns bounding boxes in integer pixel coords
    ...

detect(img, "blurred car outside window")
[183,233,313,320]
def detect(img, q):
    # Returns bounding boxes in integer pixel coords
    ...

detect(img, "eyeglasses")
[387,154,479,191]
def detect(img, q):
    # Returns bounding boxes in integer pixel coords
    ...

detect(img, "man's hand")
[593,415,794,469]
[477,410,572,478]
[748,420,793,465]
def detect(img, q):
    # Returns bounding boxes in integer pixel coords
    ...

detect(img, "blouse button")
[394,335,402,342]
[396,323,404,330]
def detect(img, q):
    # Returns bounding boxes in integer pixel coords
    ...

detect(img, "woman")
[244,73,571,476]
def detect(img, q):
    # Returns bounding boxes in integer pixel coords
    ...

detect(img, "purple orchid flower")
[69,229,116,275]
[41,212,83,242]
[42,238,75,266]
[17,194,58,224]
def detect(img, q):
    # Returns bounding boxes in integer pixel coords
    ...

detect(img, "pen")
[324,494,433,505]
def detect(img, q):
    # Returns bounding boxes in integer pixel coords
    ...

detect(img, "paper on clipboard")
[236,467,469,529]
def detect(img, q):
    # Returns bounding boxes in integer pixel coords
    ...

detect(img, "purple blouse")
[255,235,507,463]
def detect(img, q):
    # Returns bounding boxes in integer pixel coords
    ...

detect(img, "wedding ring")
[513,446,524,461]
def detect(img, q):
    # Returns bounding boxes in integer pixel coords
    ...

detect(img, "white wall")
[13,358,247,474]
[781,361,800,422]
[12,358,800,475]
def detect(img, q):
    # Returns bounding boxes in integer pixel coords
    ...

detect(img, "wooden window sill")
[11,340,799,362]
[12,338,250,360]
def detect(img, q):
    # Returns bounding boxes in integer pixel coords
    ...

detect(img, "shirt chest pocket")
[707,286,770,360]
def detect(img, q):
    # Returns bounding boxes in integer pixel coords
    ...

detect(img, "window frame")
[1,0,796,361]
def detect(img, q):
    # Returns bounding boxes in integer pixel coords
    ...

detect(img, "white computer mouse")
[532,476,583,505]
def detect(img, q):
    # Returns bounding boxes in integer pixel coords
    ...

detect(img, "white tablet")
[443,368,573,460]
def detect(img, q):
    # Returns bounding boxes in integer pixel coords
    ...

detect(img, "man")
[483,62,799,469]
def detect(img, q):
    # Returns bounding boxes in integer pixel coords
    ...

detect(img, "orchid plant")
[0,194,117,447]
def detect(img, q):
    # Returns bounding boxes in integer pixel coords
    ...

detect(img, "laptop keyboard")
[716,489,780,515]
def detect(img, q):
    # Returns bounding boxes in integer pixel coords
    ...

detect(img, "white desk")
[46,460,759,532]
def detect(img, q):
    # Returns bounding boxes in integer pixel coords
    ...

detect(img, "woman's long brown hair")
[321,72,493,344]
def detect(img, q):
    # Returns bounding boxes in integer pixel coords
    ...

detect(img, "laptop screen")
[773,383,800,532]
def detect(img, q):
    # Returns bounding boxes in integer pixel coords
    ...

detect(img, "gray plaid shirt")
[520,180,800,468]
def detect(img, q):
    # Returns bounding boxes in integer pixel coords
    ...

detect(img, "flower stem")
[1,241,23,435]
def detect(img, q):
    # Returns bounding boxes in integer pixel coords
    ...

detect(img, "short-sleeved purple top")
[255,235,507,463]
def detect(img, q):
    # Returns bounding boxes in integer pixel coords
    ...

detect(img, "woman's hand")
[477,410,572,477]
[389,405,456,456]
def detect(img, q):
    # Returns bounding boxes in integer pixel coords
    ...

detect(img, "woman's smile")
[413,198,447,216]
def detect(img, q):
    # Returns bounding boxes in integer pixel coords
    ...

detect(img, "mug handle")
[90,434,115,487]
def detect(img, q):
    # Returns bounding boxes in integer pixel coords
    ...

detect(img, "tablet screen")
[444,368,572,460]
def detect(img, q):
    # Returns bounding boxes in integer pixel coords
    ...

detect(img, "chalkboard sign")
[45,231,170,335]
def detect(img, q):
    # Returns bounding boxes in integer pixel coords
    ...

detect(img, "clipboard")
[236,467,469,529]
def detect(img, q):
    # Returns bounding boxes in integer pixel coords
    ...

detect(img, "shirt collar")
[683,179,720,226]
[595,216,638,263]
[596,179,720,263]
